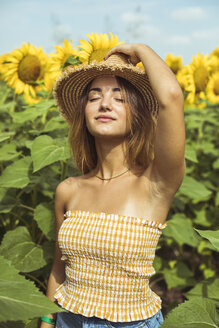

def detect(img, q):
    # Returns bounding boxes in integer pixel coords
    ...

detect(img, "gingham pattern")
[54,210,167,322]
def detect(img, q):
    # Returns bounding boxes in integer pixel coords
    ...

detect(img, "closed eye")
[115,98,124,103]
[89,97,100,102]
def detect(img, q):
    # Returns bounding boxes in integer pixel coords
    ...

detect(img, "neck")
[93,137,129,181]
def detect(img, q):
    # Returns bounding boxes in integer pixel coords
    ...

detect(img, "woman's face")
[85,75,130,139]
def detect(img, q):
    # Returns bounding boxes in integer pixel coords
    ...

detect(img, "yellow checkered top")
[54,210,167,322]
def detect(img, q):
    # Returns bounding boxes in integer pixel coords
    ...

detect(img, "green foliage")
[163,261,196,289]
[33,203,56,241]
[195,229,219,251]
[31,135,70,172]
[0,157,32,188]
[161,298,218,328]
[163,213,200,246]
[0,226,46,272]
[0,80,218,325]
[61,55,82,69]
[0,256,64,323]
[185,278,219,306]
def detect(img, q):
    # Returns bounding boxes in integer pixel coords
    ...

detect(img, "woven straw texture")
[53,54,159,124]
[54,210,167,322]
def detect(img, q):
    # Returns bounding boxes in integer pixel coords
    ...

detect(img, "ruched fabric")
[54,210,167,322]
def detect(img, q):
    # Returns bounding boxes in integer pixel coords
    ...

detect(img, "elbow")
[168,85,184,105]
[159,86,184,109]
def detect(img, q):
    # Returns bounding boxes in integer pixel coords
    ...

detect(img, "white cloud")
[171,7,207,20]
[166,35,191,45]
[121,12,149,24]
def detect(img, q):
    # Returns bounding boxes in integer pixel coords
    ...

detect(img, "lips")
[96,116,115,120]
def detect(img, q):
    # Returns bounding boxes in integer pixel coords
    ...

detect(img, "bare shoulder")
[55,176,80,200]
[54,177,79,224]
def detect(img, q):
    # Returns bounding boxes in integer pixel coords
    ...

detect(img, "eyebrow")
[89,87,121,93]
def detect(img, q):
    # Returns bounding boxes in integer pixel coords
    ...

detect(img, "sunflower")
[208,55,219,75]
[165,54,183,74]
[184,53,210,105]
[77,32,123,63]
[206,72,219,103]
[210,47,219,59]
[176,66,189,92]
[0,43,49,104]
[45,39,81,91]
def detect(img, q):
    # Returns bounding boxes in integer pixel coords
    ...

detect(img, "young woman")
[40,43,185,328]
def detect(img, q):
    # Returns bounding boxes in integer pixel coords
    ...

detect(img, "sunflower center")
[18,55,41,83]
[193,66,209,92]
[213,78,219,95]
[89,49,111,63]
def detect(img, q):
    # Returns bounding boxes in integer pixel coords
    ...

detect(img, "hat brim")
[53,61,159,124]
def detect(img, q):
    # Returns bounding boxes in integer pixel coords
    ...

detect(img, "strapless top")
[54,210,167,322]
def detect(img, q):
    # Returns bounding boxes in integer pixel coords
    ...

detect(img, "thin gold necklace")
[95,168,130,180]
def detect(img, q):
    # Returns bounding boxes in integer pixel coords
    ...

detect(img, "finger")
[104,47,121,60]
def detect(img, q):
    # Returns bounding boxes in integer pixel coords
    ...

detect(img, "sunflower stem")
[60,160,68,181]
[23,272,47,290]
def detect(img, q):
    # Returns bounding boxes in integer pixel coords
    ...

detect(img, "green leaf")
[178,175,212,203]
[0,256,64,322]
[61,55,82,69]
[153,255,162,272]
[0,157,32,188]
[22,99,56,111]
[161,297,218,328]
[42,240,55,262]
[25,318,40,328]
[198,240,218,252]
[0,101,16,113]
[197,141,217,156]
[185,144,198,163]
[163,261,195,289]
[0,188,16,213]
[34,203,56,240]
[31,135,70,172]
[10,100,55,124]
[0,81,13,105]
[163,213,200,246]
[194,229,219,251]
[0,227,47,272]
[193,209,212,227]
[0,321,24,327]
[0,131,15,142]
[185,277,219,305]
[212,158,219,169]
[0,143,21,161]
[215,192,219,207]
[42,116,68,132]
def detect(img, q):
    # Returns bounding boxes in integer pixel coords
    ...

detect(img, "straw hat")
[53,53,159,124]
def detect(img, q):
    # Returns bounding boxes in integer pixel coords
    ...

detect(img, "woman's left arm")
[105,44,186,192]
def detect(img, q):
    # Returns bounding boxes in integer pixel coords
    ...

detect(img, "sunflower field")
[0,33,218,328]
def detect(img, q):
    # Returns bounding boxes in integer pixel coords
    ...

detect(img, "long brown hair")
[68,76,157,174]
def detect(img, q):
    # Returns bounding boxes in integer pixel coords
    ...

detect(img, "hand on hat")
[104,44,141,66]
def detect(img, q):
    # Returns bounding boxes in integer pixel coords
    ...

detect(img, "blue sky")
[0,0,218,64]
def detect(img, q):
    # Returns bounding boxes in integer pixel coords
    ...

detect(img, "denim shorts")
[56,309,164,328]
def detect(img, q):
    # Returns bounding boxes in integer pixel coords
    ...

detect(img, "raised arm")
[105,44,186,192]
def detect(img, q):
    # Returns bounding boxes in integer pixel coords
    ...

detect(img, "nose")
[100,94,112,111]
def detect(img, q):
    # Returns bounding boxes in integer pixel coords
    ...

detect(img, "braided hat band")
[53,53,159,124]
